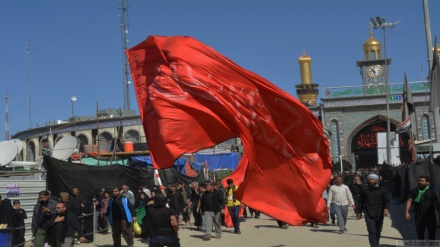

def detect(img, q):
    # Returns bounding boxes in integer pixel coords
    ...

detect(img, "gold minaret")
[363,27,382,61]
[295,50,319,106]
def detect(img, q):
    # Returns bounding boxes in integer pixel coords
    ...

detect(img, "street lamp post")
[369,16,399,165]
[71,96,77,123]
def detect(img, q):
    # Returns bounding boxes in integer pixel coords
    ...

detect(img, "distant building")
[13,32,435,168]
[297,31,431,168]
[12,108,239,162]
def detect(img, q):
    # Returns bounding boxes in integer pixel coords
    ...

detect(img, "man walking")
[198,182,224,241]
[149,193,180,247]
[350,175,365,216]
[405,175,440,240]
[327,176,354,234]
[32,190,57,247]
[121,185,135,205]
[108,186,137,247]
[357,174,390,247]
[168,183,185,223]
[225,178,242,234]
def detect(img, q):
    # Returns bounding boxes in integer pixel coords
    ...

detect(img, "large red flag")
[127,36,332,225]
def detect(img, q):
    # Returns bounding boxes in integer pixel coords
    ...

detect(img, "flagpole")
[423,0,433,70]
[429,38,440,150]
[154,169,165,192]
[429,114,433,157]
[369,16,399,165]
[423,1,440,144]
[432,47,440,143]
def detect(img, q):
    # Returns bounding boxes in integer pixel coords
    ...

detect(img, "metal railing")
[22,203,112,247]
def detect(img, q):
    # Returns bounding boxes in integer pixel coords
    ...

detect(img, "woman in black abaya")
[0,198,21,247]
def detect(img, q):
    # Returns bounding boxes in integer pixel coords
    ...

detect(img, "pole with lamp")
[369,16,400,165]
[71,96,76,123]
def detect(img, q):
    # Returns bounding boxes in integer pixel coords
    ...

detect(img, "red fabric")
[224,206,244,228]
[127,36,332,225]
[184,161,198,177]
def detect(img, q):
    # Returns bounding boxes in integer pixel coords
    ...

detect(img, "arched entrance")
[77,134,89,153]
[348,116,409,168]
[98,132,113,152]
[124,130,140,143]
[26,141,36,162]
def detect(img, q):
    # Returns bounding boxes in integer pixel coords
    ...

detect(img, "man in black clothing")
[177,182,191,226]
[47,202,86,247]
[350,175,365,216]
[357,174,390,247]
[168,184,184,222]
[149,193,180,247]
[70,188,87,219]
[13,200,27,247]
[32,190,57,247]
[108,186,137,247]
[189,182,203,230]
[198,182,225,241]
[60,192,73,214]
[405,175,440,240]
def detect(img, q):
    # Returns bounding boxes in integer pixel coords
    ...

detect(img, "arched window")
[98,132,113,152]
[26,141,36,162]
[124,130,140,143]
[39,137,49,156]
[330,120,340,163]
[77,134,88,153]
[421,114,431,140]
[370,50,376,60]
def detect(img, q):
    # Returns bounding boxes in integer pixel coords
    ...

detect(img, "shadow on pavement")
[348,233,402,240]
[189,234,207,239]
[138,238,150,244]
[309,229,343,233]
[389,198,417,240]
[254,225,281,229]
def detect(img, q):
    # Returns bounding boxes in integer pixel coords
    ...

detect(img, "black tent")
[396,156,440,202]
[44,156,205,200]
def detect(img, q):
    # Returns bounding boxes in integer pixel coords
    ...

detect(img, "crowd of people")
[327,168,439,247]
[0,166,438,247]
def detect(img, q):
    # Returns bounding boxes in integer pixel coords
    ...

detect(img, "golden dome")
[363,35,381,50]
[298,53,311,64]
[435,44,440,57]
[363,28,382,60]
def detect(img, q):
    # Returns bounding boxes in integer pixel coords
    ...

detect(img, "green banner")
[136,206,146,224]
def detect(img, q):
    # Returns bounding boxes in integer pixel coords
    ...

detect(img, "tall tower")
[295,51,319,106]
[120,0,131,110]
[5,94,10,141]
[356,28,391,85]
[26,41,32,128]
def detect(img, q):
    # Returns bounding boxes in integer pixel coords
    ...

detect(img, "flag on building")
[401,73,414,119]
[396,115,412,134]
[397,73,414,134]
[126,35,332,225]
[397,72,416,164]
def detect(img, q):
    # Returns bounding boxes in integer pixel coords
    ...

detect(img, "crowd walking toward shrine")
[0,166,439,247]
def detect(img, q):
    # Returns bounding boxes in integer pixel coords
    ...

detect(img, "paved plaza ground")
[24,198,438,247]
[70,198,439,247]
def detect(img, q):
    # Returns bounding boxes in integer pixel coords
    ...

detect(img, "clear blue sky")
[1,0,439,139]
